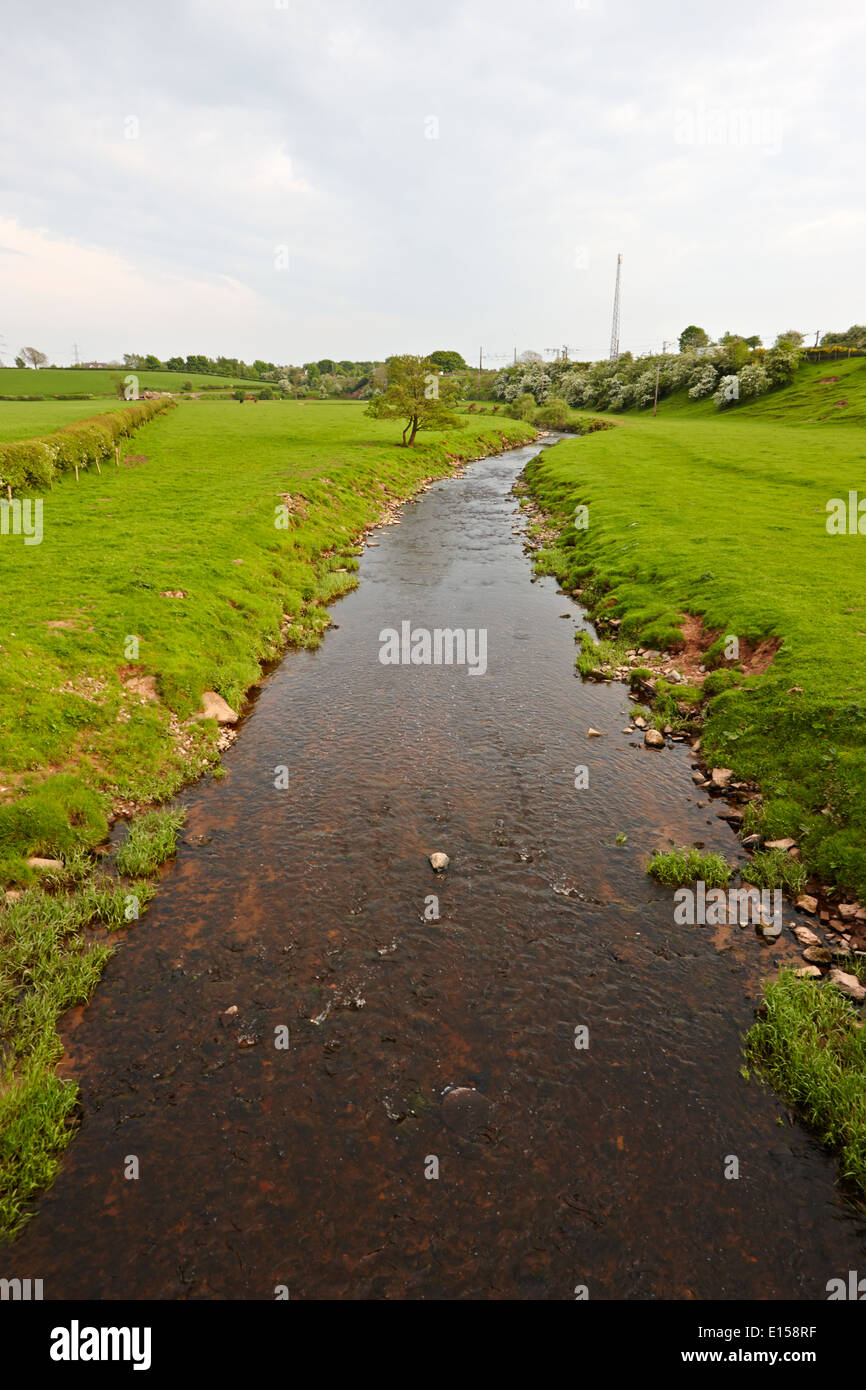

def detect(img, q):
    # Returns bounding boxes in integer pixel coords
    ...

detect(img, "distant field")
[527,367,866,895]
[0,366,260,398]
[0,399,130,441]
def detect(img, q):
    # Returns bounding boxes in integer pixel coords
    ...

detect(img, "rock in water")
[429,851,450,873]
[644,729,665,748]
[441,1086,491,1136]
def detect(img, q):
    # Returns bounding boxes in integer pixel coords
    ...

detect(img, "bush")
[507,393,536,421]
[534,396,570,429]
[688,365,718,400]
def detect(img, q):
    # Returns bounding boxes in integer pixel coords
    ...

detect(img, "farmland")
[0,366,261,399]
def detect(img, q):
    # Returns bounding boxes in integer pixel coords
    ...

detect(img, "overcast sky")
[1,0,863,366]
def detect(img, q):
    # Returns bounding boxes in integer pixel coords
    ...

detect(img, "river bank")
[0,405,535,1239]
[519,433,866,1202]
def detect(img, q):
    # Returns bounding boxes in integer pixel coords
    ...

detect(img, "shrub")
[688,365,718,400]
[534,396,570,429]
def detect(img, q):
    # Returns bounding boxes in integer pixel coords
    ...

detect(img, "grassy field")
[0,366,260,398]
[526,359,866,898]
[0,399,133,441]
[0,399,534,1238]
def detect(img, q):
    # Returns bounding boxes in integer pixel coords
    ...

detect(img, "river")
[13,437,865,1298]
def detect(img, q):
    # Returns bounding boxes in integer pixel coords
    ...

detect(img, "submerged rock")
[441,1086,491,1136]
[802,945,832,965]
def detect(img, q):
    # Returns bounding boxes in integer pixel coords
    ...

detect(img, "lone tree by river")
[366,353,461,445]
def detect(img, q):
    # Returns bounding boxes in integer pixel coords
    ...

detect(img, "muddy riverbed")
[11,439,866,1298]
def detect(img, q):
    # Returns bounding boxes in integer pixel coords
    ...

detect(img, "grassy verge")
[0,400,535,1238]
[523,364,866,898]
[744,969,866,1200]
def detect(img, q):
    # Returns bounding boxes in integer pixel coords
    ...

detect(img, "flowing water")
[13,439,866,1298]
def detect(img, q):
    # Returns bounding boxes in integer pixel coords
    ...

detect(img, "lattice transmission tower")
[609,252,623,361]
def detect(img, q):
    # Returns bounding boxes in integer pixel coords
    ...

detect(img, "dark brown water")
[12,440,866,1298]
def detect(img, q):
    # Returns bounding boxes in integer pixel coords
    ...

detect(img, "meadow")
[0,399,131,441]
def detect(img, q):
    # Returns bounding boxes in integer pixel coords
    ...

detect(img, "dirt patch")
[278,492,309,518]
[673,614,781,681]
[818,376,840,384]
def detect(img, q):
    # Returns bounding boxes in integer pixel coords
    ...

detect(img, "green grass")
[115,807,186,877]
[741,848,808,895]
[744,969,866,1200]
[647,846,733,888]
[525,358,866,896]
[0,400,132,441]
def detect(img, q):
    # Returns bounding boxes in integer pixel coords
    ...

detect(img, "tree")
[365,354,462,445]
[774,329,803,348]
[743,335,762,348]
[518,350,543,364]
[20,346,48,370]
[428,349,467,372]
[14,355,25,368]
[820,325,866,349]
[678,326,709,354]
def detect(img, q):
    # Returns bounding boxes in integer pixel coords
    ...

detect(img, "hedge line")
[0,399,175,494]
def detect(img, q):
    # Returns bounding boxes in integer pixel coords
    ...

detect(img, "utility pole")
[609,252,622,361]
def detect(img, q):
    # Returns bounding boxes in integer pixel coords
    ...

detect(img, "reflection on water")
[12,441,866,1298]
